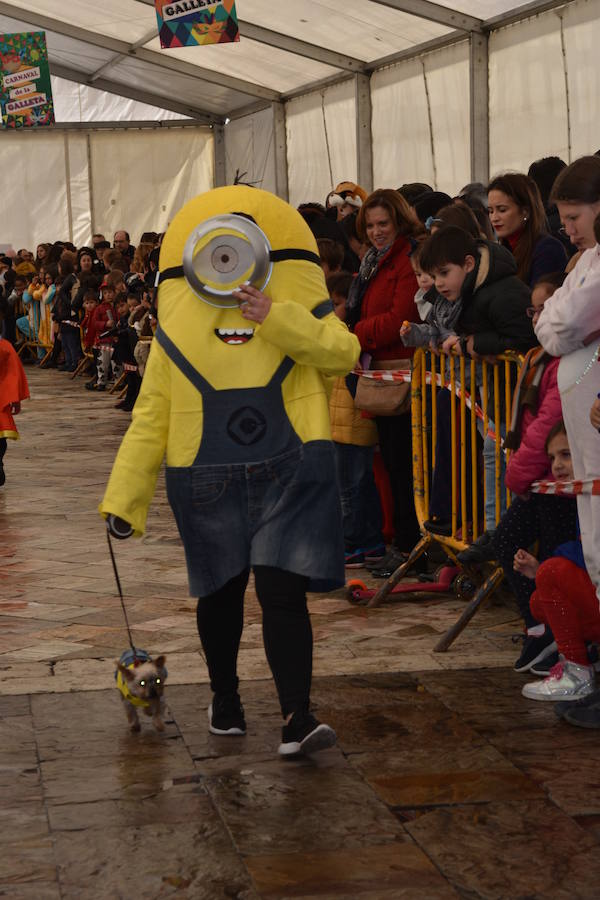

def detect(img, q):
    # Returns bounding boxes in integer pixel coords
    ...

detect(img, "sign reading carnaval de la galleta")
[0,32,54,128]
[155,0,240,48]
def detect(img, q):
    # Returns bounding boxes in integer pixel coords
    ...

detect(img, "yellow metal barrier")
[368,347,524,651]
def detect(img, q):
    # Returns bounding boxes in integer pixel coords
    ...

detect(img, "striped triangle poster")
[155,0,240,49]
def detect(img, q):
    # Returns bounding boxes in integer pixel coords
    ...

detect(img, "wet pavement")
[1,367,600,899]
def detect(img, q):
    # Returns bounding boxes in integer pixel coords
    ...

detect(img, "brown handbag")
[354,359,412,416]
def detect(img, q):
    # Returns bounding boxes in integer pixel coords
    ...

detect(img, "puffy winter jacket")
[505,356,562,495]
[329,376,378,446]
[458,242,536,356]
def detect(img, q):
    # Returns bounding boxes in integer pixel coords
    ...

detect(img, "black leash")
[106,528,138,659]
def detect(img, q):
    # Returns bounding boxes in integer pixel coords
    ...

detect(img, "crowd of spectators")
[0,230,159,411]
[4,155,600,726]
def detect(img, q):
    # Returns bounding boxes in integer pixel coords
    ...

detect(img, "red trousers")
[531,557,600,666]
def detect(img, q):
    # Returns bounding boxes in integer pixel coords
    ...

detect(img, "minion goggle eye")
[182,215,272,309]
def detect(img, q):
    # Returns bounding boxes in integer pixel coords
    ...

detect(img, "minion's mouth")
[215,328,255,345]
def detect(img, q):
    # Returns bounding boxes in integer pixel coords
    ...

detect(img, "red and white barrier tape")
[531,478,600,496]
[354,367,495,438]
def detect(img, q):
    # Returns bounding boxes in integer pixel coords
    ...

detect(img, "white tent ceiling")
[0,0,571,122]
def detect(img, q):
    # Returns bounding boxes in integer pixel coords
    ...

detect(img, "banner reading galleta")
[155,0,240,49]
[0,32,54,129]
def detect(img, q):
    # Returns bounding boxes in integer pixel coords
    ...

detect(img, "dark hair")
[420,225,478,273]
[488,173,548,282]
[0,256,13,268]
[397,182,433,205]
[431,204,482,240]
[317,238,344,271]
[356,188,425,244]
[550,155,600,205]
[83,289,99,302]
[532,270,566,293]
[455,196,496,241]
[545,419,567,453]
[528,156,567,209]
[95,240,111,251]
[414,191,453,225]
[58,256,75,277]
[340,210,359,242]
[14,273,28,284]
[106,270,125,289]
[114,230,130,242]
[140,231,159,245]
[326,270,354,299]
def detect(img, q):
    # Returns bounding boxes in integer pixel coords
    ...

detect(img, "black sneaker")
[457,530,497,565]
[563,701,600,729]
[530,651,560,676]
[513,630,557,673]
[278,710,336,757]
[370,548,428,579]
[555,687,600,719]
[423,517,452,536]
[208,692,246,735]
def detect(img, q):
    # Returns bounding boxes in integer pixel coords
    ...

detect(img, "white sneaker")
[522,659,595,702]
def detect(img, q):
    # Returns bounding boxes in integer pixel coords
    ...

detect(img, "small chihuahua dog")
[115,649,168,733]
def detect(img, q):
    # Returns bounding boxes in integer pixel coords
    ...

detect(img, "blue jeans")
[60,325,82,369]
[334,443,383,551]
[16,316,45,360]
[483,427,506,531]
[166,441,345,596]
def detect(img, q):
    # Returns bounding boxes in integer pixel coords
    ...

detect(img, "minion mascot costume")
[100,187,360,756]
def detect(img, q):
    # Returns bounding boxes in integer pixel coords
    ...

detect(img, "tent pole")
[273,102,289,202]
[469,32,489,185]
[213,124,226,188]
[355,74,373,194]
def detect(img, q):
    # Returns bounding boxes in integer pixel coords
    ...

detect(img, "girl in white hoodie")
[535,161,600,598]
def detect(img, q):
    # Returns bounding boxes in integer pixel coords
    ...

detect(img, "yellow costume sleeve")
[258,302,360,376]
[99,342,171,535]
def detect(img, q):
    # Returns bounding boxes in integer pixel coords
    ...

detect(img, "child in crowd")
[415,226,536,536]
[81,290,99,352]
[316,238,344,279]
[513,422,598,702]
[85,281,116,392]
[459,271,567,565]
[327,270,385,566]
[409,240,436,322]
[111,294,140,412]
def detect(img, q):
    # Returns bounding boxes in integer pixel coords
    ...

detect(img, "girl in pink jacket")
[465,275,579,675]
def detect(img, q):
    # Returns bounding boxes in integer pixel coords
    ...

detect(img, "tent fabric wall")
[0,127,213,250]
[489,0,600,174]
[224,107,277,195]
[88,129,213,241]
[285,80,358,208]
[371,41,470,195]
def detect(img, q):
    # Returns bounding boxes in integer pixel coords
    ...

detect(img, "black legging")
[376,413,420,552]
[0,438,6,464]
[196,566,312,718]
[495,494,578,629]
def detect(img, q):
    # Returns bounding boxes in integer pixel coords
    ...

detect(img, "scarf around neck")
[345,243,392,331]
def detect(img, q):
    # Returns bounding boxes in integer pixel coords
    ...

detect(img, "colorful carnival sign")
[155,0,240,49]
[0,32,54,129]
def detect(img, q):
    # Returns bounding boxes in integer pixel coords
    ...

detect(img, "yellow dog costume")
[100,187,360,596]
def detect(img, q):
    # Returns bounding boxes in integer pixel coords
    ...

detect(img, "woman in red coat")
[346,189,424,573]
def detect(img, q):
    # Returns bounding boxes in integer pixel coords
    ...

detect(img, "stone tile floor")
[1,367,599,898]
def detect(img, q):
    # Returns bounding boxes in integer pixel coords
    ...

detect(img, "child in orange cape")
[0,335,30,486]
